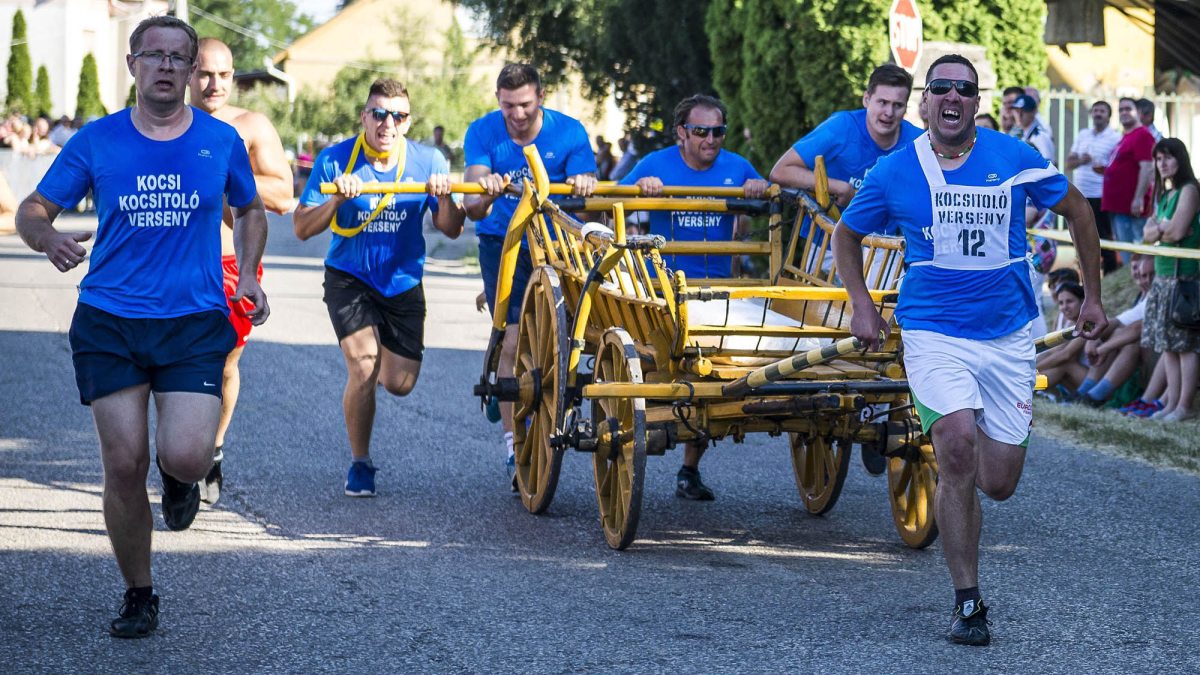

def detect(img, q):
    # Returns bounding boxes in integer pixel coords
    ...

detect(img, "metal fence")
[1043,90,1200,172]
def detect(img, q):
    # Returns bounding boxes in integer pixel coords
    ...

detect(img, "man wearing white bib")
[833,55,1107,646]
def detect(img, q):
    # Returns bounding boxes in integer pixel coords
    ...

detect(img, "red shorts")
[222,255,264,348]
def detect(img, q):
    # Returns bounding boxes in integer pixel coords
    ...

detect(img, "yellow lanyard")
[330,133,406,238]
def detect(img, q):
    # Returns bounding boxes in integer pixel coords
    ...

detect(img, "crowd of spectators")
[1,112,83,157]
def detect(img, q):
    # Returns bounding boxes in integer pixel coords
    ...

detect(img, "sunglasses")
[367,108,410,123]
[683,124,727,138]
[925,79,979,98]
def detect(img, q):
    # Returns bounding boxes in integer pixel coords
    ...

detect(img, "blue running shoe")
[486,397,502,424]
[345,461,377,497]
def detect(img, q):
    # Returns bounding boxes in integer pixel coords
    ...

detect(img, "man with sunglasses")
[619,94,767,501]
[294,79,465,498]
[770,64,922,210]
[16,15,269,637]
[189,37,294,505]
[464,64,597,487]
[833,54,1107,646]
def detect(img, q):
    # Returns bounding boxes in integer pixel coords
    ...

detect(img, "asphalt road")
[2,214,1198,673]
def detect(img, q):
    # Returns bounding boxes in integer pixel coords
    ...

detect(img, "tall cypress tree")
[74,53,107,120]
[5,10,33,113]
[33,65,52,118]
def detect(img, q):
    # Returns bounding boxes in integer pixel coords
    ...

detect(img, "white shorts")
[902,323,1036,446]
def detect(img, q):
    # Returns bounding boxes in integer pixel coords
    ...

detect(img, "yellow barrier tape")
[1028,228,1200,260]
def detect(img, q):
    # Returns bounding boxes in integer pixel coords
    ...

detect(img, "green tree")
[5,9,33,113]
[461,0,714,151]
[191,0,314,73]
[75,53,107,120]
[403,18,491,151]
[706,0,1049,170]
[33,65,52,118]
[922,0,1048,103]
[125,84,137,108]
[707,0,892,170]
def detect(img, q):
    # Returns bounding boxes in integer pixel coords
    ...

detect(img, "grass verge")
[1034,399,1200,475]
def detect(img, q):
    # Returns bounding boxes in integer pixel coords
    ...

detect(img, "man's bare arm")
[1050,183,1108,339]
[464,164,504,221]
[16,192,92,272]
[231,195,270,324]
[245,112,295,214]
[769,148,854,205]
[832,222,888,349]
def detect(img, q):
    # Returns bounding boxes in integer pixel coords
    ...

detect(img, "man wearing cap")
[1011,94,1055,163]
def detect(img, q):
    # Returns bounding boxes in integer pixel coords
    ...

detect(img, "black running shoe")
[157,457,200,531]
[109,589,159,639]
[947,599,991,646]
[199,447,223,505]
[675,466,715,501]
[860,444,886,476]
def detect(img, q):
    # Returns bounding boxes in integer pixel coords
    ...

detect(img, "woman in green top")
[1141,138,1200,421]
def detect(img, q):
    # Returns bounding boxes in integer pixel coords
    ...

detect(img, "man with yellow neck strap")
[294,78,465,497]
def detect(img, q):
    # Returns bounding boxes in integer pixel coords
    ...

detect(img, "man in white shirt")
[1066,100,1121,273]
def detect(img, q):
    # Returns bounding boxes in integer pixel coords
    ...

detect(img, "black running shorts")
[322,266,426,361]
[69,302,236,405]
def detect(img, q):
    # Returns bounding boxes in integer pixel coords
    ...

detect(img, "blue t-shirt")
[463,108,596,239]
[792,109,923,192]
[619,146,763,279]
[36,107,256,319]
[842,128,1069,339]
[794,109,922,239]
[300,137,447,297]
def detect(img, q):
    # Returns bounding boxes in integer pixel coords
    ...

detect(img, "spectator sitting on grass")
[1078,253,1155,406]
[1038,281,1093,397]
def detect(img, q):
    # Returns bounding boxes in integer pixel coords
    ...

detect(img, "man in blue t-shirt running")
[833,54,1107,647]
[619,94,767,501]
[294,78,465,499]
[463,64,597,486]
[15,16,269,639]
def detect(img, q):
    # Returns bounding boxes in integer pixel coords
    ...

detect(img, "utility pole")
[169,0,190,23]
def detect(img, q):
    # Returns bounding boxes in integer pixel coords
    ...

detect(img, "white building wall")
[2,0,168,118]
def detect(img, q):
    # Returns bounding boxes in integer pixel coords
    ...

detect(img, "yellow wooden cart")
[463,146,1070,551]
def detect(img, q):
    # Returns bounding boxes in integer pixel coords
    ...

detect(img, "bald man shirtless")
[189,37,293,504]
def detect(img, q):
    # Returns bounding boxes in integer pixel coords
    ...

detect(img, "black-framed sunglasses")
[682,123,727,138]
[367,108,410,123]
[131,50,193,69]
[925,78,979,97]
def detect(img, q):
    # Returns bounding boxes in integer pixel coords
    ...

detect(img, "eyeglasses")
[367,108,410,123]
[683,124,727,138]
[132,50,193,69]
[925,79,979,98]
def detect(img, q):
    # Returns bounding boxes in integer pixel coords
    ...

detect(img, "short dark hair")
[366,78,409,104]
[496,64,541,92]
[1002,86,1026,99]
[1135,98,1155,118]
[1119,96,1137,108]
[1090,100,1112,115]
[925,54,979,86]
[672,94,726,130]
[866,64,913,95]
[129,15,199,61]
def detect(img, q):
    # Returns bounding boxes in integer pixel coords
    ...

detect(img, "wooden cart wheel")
[788,434,851,515]
[887,441,939,549]
[590,328,647,550]
[513,266,569,514]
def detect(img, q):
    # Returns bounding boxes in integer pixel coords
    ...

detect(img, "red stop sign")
[889,0,923,73]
